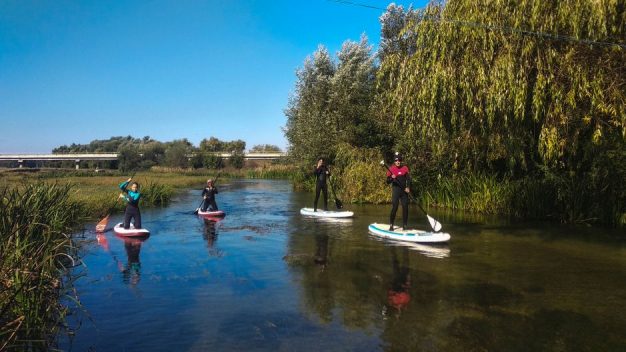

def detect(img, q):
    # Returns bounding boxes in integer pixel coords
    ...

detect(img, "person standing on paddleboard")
[201,179,219,211]
[386,153,411,231]
[119,178,142,229]
[313,158,330,212]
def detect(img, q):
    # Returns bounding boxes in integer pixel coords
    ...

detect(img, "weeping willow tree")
[376,0,625,224]
[284,38,386,167]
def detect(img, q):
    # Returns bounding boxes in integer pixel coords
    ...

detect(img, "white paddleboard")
[113,223,150,237]
[300,207,354,218]
[368,223,450,243]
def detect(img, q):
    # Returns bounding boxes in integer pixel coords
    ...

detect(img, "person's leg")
[389,189,400,230]
[400,193,409,229]
[200,199,208,212]
[134,209,142,229]
[209,200,218,211]
[314,183,322,211]
[123,208,132,229]
[322,183,328,211]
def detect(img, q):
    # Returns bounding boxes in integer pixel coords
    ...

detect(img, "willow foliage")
[376,0,625,224]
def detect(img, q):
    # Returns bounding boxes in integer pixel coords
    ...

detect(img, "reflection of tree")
[285,226,386,328]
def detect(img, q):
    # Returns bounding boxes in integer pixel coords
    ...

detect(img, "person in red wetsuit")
[386,152,411,231]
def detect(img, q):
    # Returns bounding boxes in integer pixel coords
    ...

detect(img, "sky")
[0,0,426,153]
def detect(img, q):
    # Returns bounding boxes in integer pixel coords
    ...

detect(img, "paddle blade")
[95,215,110,232]
[427,215,443,232]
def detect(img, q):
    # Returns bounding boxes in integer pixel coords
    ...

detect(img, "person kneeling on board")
[313,158,330,212]
[119,177,142,229]
[386,153,410,231]
[201,179,219,211]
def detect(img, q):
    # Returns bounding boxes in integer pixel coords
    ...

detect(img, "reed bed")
[0,183,83,351]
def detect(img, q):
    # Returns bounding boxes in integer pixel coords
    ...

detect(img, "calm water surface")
[62,179,626,351]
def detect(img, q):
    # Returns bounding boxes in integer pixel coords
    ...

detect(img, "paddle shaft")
[328,175,343,209]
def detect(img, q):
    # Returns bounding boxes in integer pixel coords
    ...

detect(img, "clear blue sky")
[0,0,425,153]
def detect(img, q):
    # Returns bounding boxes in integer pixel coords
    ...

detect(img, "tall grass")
[419,174,512,214]
[0,183,84,350]
[245,165,299,179]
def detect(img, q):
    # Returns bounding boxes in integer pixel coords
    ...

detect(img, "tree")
[164,140,192,168]
[250,144,282,153]
[284,45,336,165]
[199,137,224,152]
[118,145,142,171]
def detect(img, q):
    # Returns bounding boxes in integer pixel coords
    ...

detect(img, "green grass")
[0,183,84,350]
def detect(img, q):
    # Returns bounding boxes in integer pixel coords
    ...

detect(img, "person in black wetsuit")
[386,153,411,231]
[313,158,330,212]
[201,179,219,211]
[119,178,142,229]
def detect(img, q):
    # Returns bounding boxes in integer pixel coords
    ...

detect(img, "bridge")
[0,152,286,169]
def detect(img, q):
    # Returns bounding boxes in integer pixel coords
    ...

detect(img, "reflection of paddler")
[387,247,411,312]
[314,233,329,269]
[118,236,145,286]
[203,218,218,248]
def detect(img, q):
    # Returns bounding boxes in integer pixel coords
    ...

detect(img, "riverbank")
[0,165,297,350]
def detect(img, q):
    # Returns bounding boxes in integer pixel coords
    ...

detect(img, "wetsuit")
[313,164,330,211]
[201,186,219,211]
[119,181,141,229]
[386,164,410,229]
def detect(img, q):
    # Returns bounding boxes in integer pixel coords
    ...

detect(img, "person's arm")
[214,187,218,194]
[119,180,130,193]
[386,169,394,184]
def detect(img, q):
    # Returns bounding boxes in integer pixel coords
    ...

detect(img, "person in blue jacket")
[119,177,142,229]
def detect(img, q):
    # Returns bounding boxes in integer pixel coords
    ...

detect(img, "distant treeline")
[52,136,282,170]
[284,0,625,226]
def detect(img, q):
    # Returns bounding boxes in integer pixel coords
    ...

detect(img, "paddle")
[380,161,443,232]
[328,175,343,209]
[194,163,224,215]
[96,172,136,232]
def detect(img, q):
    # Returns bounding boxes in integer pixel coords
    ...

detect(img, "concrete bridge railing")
[0,152,286,169]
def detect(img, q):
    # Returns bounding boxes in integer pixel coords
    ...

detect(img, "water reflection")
[370,236,451,259]
[202,217,223,257]
[385,247,411,318]
[313,233,329,269]
[63,180,626,351]
[115,234,148,286]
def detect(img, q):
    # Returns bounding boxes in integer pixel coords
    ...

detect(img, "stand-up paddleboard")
[368,223,450,243]
[300,208,354,218]
[198,209,226,218]
[113,223,150,237]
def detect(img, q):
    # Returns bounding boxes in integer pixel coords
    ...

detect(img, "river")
[61,179,626,351]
